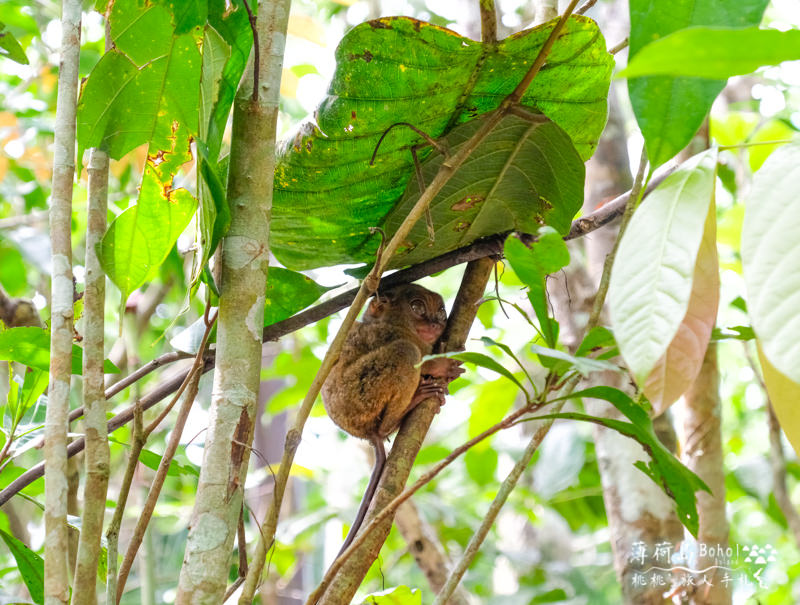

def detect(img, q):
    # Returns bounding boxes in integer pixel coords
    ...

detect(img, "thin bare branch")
[72,146,110,605]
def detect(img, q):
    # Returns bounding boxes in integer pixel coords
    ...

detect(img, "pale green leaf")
[742,143,800,383]
[609,149,717,386]
[361,586,422,605]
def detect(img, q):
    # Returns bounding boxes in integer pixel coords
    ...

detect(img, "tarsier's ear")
[366,294,387,319]
[365,289,394,319]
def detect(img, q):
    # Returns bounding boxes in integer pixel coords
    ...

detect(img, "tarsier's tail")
[335,435,386,559]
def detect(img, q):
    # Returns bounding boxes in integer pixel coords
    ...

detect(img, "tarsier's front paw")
[420,357,465,384]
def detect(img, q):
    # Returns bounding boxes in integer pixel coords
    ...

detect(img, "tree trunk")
[176,2,290,602]
[679,344,731,605]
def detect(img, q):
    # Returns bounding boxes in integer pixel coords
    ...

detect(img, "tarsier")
[321,283,463,556]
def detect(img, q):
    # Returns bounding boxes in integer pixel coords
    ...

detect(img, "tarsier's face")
[407,292,446,345]
[366,283,447,345]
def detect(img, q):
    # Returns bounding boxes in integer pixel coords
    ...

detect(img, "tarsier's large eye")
[410,299,425,316]
[437,307,446,323]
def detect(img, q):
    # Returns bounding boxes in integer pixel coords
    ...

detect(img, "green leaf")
[711,326,754,341]
[503,229,569,347]
[451,352,529,399]
[0,327,119,375]
[194,1,253,284]
[361,585,422,605]
[479,336,534,388]
[550,386,710,536]
[465,446,498,486]
[194,144,231,287]
[0,241,27,296]
[10,369,48,425]
[206,0,253,161]
[78,0,204,293]
[621,27,800,80]
[627,0,768,168]
[609,149,717,386]
[194,25,232,284]
[742,143,800,383]
[271,15,612,270]
[384,112,584,268]
[0,22,28,65]
[575,326,616,358]
[264,268,339,327]
[468,377,516,440]
[0,328,49,372]
[530,344,620,378]
[99,165,197,302]
[0,528,43,605]
[139,448,199,477]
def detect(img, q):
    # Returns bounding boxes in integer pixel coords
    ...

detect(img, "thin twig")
[432,399,566,604]
[609,37,629,55]
[0,210,49,230]
[479,0,497,44]
[241,0,259,101]
[370,122,448,165]
[106,402,145,604]
[586,146,649,329]
[505,0,581,106]
[576,0,599,15]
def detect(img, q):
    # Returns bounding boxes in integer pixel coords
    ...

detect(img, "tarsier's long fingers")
[411,379,447,407]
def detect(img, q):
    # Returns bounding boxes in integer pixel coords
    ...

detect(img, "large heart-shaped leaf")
[271,15,612,270]
[383,112,584,268]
